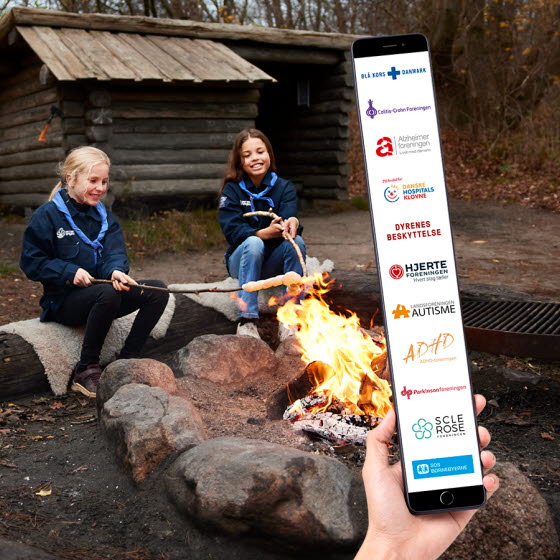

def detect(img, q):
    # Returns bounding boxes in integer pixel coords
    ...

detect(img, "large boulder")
[165,437,367,551]
[101,383,206,483]
[175,334,278,384]
[443,462,559,559]
[96,358,177,410]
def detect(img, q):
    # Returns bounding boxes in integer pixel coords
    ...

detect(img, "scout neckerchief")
[238,172,278,215]
[52,189,108,264]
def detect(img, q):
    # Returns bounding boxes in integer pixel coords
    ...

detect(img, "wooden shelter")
[0,8,357,209]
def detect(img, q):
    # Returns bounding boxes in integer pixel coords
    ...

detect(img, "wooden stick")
[242,210,308,276]
[91,279,239,294]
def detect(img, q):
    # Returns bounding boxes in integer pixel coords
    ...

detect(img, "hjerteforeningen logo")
[389,264,404,279]
[400,384,467,400]
[56,228,75,239]
[387,66,427,80]
[384,185,399,202]
[412,418,433,440]
[403,332,456,364]
[386,220,442,241]
[389,260,448,283]
[392,300,456,320]
[366,99,378,120]
[375,137,394,157]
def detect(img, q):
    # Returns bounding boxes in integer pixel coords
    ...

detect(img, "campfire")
[271,274,392,446]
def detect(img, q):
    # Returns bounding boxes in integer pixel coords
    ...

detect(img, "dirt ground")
[0,198,559,559]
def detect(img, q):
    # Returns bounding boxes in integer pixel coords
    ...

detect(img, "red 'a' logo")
[376,137,394,157]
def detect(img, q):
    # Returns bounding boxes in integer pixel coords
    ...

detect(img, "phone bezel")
[351,34,487,514]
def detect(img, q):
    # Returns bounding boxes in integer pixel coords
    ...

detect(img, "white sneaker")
[278,322,298,341]
[237,321,261,339]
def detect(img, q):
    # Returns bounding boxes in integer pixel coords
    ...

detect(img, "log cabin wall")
[230,45,352,202]
[0,55,69,209]
[106,84,260,202]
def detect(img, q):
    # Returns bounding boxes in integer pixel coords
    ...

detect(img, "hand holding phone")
[352,34,488,514]
[355,395,499,560]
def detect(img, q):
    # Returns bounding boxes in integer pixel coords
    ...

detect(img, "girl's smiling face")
[240,137,271,186]
[67,163,109,206]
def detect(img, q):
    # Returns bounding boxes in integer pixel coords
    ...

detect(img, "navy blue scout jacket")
[20,188,129,321]
[218,171,300,264]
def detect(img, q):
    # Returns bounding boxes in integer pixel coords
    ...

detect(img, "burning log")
[292,412,381,446]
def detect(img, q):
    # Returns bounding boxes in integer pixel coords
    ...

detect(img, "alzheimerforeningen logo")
[412,418,433,440]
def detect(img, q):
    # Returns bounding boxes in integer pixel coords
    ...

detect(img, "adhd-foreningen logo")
[392,300,456,321]
[400,384,467,400]
[388,260,449,282]
[403,332,456,364]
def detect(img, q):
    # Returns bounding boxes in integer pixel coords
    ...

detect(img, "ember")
[272,274,392,444]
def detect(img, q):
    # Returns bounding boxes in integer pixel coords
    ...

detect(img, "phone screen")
[352,35,485,512]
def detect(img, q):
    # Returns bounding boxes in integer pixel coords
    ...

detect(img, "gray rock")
[101,384,206,483]
[0,536,64,559]
[175,334,278,384]
[165,437,367,549]
[443,462,560,560]
[97,358,177,410]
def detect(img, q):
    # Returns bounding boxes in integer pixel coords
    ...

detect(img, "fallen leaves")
[541,432,555,441]
[34,481,53,497]
[0,458,17,468]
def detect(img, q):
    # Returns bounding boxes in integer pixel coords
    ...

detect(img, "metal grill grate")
[461,297,560,360]
[462,299,560,335]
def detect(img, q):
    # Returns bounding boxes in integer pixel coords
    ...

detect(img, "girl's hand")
[285,217,299,239]
[111,270,137,292]
[73,268,94,287]
[256,216,284,240]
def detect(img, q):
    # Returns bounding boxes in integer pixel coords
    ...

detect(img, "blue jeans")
[227,235,307,319]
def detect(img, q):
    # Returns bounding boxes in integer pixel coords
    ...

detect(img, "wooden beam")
[112,132,237,150]
[0,192,49,206]
[111,101,257,119]
[0,146,64,168]
[0,161,59,181]
[3,8,360,50]
[111,118,252,134]
[116,162,224,180]
[113,178,218,196]
[111,148,229,165]
[0,132,63,155]
[228,44,341,65]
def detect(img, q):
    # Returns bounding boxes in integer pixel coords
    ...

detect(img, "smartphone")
[351,34,486,514]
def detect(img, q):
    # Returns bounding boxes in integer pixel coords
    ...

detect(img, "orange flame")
[276,274,392,417]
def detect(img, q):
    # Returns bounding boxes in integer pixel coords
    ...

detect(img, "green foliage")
[120,208,224,260]
[350,196,369,211]
[0,263,20,277]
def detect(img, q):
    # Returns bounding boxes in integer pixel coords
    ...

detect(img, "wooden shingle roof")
[15,25,274,83]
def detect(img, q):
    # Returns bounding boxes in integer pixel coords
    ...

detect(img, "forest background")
[1,0,559,215]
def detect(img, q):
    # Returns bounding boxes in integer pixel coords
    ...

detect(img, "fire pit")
[269,275,391,446]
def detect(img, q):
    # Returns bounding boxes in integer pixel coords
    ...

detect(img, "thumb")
[365,408,396,471]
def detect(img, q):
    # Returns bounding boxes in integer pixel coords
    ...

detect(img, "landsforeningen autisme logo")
[391,300,457,320]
